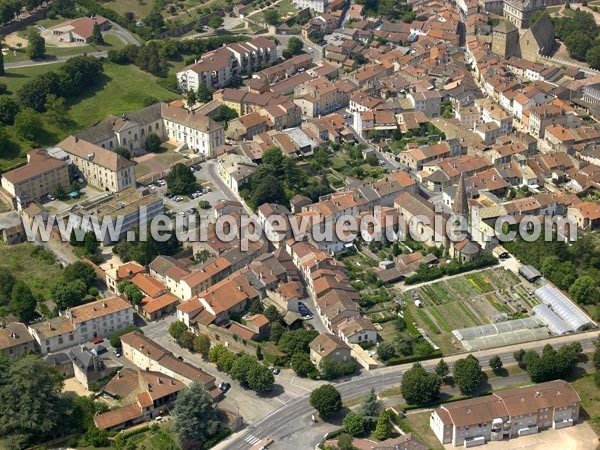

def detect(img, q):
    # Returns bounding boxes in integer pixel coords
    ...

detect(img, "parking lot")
[145,160,236,221]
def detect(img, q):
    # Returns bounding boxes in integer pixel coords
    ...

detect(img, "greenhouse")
[532,304,572,336]
[461,327,551,351]
[452,317,540,341]
[534,284,595,332]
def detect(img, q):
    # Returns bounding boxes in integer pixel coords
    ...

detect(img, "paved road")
[219,331,600,450]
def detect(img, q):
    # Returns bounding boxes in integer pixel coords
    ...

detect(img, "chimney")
[118,370,122,378]
[158,377,163,384]
[103,302,107,308]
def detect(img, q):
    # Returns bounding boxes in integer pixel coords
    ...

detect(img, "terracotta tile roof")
[94,402,142,430]
[2,149,68,185]
[67,296,132,324]
[141,292,179,314]
[131,273,167,298]
[58,136,135,172]
[117,262,145,280]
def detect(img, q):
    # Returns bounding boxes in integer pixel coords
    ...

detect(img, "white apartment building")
[161,103,224,158]
[28,296,134,355]
[58,136,136,193]
[177,37,277,92]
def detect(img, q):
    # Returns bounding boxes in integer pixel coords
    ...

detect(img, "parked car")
[191,164,201,171]
[46,194,55,201]
[76,177,85,184]
[92,337,104,345]
[218,382,231,392]
[175,196,183,202]
[269,366,280,375]
[114,349,122,357]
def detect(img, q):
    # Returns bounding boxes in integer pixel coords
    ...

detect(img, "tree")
[0,49,4,76]
[594,338,600,371]
[123,283,143,306]
[169,320,188,341]
[145,132,162,153]
[337,433,356,450]
[435,359,449,379]
[264,304,282,322]
[145,9,165,32]
[263,9,280,25]
[196,82,213,102]
[513,349,526,367]
[453,355,483,394]
[249,299,264,315]
[209,344,235,371]
[91,22,104,45]
[401,363,441,405]
[52,280,86,310]
[62,261,97,289]
[52,183,66,200]
[291,352,315,377]
[489,355,503,373]
[568,275,600,305]
[256,344,263,361]
[14,108,43,141]
[167,163,196,194]
[26,29,45,59]
[180,330,195,349]
[208,15,224,29]
[587,43,600,70]
[357,388,382,427]
[0,354,65,447]
[374,410,392,440]
[83,230,99,255]
[310,384,342,419]
[212,105,238,124]
[287,37,303,56]
[186,89,197,108]
[109,325,141,348]
[172,382,218,449]
[376,341,396,362]
[193,333,211,359]
[0,95,19,125]
[278,328,318,355]
[44,93,67,125]
[0,268,15,305]
[230,354,256,383]
[9,281,37,323]
[343,411,366,437]
[250,174,285,208]
[246,363,274,393]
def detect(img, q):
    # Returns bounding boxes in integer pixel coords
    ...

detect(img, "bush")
[110,325,142,348]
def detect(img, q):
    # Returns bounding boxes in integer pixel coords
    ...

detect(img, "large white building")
[73,102,225,159]
[161,103,224,157]
[28,296,134,355]
[176,37,278,92]
[431,380,580,447]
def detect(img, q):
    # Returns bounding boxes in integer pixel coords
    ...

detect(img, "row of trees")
[513,342,581,383]
[169,320,211,358]
[208,344,275,393]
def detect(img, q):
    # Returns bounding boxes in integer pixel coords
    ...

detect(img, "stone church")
[491,12,555,62]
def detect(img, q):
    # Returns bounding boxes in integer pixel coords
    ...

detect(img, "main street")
[218,331,600,450]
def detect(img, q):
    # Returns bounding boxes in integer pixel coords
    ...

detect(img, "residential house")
[309,333,352,367]
[0,322,35,358]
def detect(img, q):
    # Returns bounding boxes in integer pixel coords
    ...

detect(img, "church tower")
[452,173,469,220]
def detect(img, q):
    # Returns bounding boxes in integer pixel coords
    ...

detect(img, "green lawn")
[404,411,444,450]
[0,62,180,172]
[102,0,154,19]
[66,62,179,130]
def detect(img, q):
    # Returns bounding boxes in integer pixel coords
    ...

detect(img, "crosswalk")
[244,434,261,445]
[253,403,287,426]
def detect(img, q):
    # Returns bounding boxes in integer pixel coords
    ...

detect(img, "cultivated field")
[403,268,540,354]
